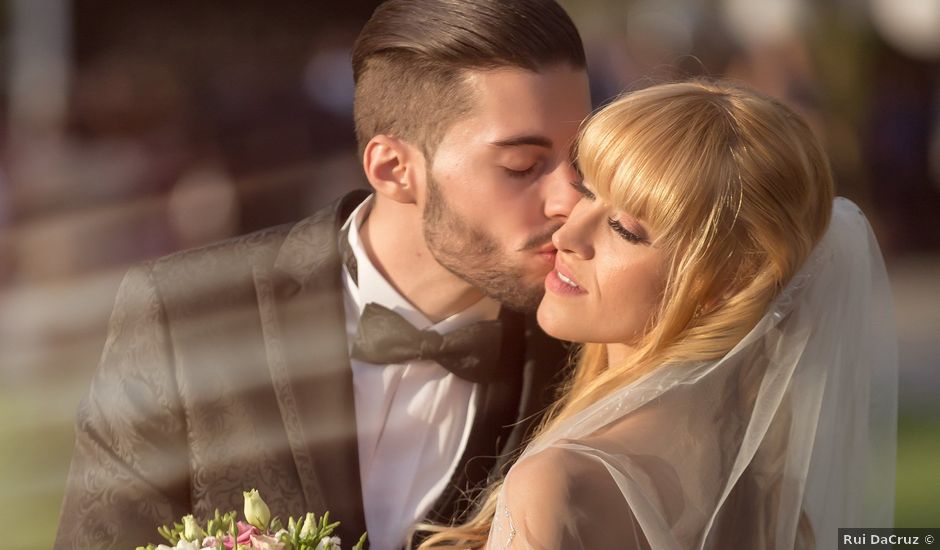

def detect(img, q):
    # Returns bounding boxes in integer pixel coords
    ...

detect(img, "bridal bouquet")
[136,490,367,550]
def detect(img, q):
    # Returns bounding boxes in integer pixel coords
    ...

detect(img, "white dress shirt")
[340,197,501,549]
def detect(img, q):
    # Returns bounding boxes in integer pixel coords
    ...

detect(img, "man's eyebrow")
[489,135,554,148]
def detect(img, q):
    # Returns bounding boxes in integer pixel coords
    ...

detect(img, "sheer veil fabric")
[487,198,898,550]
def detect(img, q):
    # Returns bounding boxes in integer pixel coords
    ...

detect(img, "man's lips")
[536,244,557,263]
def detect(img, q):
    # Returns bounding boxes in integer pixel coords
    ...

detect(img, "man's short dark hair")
[352,0,586,157]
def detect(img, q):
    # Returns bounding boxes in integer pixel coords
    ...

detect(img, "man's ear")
[361,134,425,204]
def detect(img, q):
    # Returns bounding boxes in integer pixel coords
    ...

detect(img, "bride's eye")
[607,217,646,244]
[570,179,595,201]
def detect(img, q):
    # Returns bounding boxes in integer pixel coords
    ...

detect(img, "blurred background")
[0,0,937,547]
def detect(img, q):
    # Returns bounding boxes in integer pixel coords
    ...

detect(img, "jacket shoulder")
[147,190,368,288]
[150,222,293,278]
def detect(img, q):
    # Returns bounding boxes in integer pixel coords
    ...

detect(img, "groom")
[55,1,590,548]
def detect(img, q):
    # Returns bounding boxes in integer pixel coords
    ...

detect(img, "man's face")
[422,65,591,311]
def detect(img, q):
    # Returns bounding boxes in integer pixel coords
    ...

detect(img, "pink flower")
[222,522,260,549]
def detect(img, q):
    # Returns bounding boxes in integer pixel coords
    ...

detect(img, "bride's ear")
[361,134,425,204]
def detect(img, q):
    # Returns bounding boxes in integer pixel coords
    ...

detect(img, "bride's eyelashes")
[607,217,647,244]
[570,179,649,244]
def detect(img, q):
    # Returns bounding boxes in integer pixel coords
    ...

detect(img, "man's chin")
[490,277,545,313]
[432,250,547,312]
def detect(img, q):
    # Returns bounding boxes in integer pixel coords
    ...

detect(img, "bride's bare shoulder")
[504,446,576,496]
[504,442,620,507]
[496,444,648,549]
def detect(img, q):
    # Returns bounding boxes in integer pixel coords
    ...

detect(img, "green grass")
[895,413,940,526]
[0,385,77,550]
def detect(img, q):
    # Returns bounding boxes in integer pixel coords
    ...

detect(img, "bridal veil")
[489,198,898,550]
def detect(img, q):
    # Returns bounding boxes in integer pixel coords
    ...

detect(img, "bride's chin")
[536,299,579,341]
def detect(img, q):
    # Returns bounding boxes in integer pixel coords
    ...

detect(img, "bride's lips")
[546,258,587,296]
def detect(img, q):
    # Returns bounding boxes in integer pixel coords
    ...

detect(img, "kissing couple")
[56,1,897,549]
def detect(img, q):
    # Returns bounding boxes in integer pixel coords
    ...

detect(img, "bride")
[418,80,897,549]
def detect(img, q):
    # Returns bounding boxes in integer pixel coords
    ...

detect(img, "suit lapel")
[259,190,370,541]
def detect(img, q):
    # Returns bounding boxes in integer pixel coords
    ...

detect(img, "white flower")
[250,533,287,550]
[155,539,212,550]
[315,535,342,550]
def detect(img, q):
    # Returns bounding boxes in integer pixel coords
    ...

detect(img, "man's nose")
[542,162,582,220]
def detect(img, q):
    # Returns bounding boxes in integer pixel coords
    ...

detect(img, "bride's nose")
[552,204,595,260]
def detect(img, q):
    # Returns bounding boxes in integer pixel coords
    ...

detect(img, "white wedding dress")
[487,198,897,550]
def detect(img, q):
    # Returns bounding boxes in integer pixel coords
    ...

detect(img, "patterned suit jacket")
[54,191,568,549]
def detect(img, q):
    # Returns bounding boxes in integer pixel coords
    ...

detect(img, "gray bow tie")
[350,303,503,384]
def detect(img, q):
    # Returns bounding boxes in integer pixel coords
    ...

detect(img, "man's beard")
[422,175,558,312]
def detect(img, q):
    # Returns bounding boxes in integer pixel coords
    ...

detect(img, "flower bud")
[243,489,271,531]
[182,514,206,542]
[299,512,317,539]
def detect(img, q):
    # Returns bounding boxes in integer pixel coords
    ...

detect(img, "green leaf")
[206,508,225,535]
[270,516,283,533]
[352,532,368,550]
[293,515,304,544]
[157,524,179,545]
[320,520,341,537]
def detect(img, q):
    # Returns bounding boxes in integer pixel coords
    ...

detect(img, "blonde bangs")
[576,86,743,252]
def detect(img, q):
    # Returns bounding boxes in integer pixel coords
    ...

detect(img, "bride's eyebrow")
[489,135,553,148]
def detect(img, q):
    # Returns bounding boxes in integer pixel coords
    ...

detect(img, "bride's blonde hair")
[418,79,834,548]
